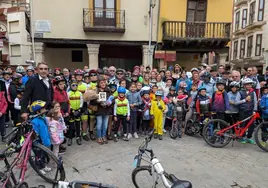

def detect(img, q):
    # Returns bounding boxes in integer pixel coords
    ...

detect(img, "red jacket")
[0,91,8,114]
[53,87,70,114]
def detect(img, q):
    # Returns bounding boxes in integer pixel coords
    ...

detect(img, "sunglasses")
[39,68,48,70]
[71,84,78,87]
[232,76,239,78]
[90,74,97,77]
[117,73,123,75]
[109,70,115,72]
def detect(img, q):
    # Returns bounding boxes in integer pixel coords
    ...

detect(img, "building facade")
[156,0,233,70]
[231,0,266,73]
[32,0,159,70]
[0,0,31,67]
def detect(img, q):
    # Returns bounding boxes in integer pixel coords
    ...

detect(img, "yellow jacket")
[150,99,166,115]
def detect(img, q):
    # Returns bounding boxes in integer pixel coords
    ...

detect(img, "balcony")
[163,21,231,48]
[83,9,125,33]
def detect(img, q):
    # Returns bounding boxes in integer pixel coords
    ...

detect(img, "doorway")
[94,0,116,27]
[186,0,207,38]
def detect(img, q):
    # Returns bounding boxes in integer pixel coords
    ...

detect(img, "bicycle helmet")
[97,69,104,75]
[141,89,150,96]
[190,68,199,73]
[242,78,253,85]
[84,73,90,78]
[74,69,84,76]
[229,81,240,88]
[155,90,163,96]
[118,86,126,94]
[151,79,157,83]
[108,80,117,87]
[216,78,226,85]
[179,81,187,88]
[116,69,124,74]
[89,69,98,75]
[16,66,25,74]
[54,76,65,84]
[16,85,25,93]
[202,72,211,79]
[198,86,206,92]
[2,70,11,75]
[170,86,176,91]
[30,100,46,113]
[12,73,22,80]
[54,68,61,73]
[26,65,34,72]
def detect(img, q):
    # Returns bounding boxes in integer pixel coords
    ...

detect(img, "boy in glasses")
[67,80,83,145]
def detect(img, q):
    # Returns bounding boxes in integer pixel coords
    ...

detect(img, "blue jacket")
[227,91,246,113]
[260,94,268,118]
[32,116,51,147]
[175,78,191,93]
[126,91,142,111]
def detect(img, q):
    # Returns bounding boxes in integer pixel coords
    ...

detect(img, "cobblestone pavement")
[1,134,268,188]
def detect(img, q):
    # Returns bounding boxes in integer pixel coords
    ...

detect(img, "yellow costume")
[150,99,166,135]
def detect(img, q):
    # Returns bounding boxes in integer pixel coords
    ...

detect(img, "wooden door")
[186,0,207,38]
[94,0,116,27]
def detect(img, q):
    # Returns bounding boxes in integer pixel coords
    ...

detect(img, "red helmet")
[54,68,61,72]
[134,66,140,70]
[88,69,98,75]
[74,69,84,75]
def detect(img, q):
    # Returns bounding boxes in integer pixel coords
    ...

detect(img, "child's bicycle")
[202,111,268,152]
[169,118,179,139]
[0,111,65,188]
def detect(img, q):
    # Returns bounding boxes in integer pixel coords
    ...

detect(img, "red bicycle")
[202,112,268,152]
[0,111,65,188]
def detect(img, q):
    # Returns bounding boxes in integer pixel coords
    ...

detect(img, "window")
[249,1,256,24]
[240,40,245,58]
[72,50,83,62]
[9,21,20,33]
[247,36,253,57]
[258,0,265,21]
[10,45,21,56]
[235,11,240,31]
[242,9,247,28]
[186,0,207,22]
[255,34,262,56]
[233,41,238,59]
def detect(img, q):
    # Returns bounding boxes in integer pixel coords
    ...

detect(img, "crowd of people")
[0,62,268,160]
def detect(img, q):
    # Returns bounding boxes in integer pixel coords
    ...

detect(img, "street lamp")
[148,0,156,69]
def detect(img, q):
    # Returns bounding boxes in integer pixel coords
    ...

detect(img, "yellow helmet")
[30,100,46,113]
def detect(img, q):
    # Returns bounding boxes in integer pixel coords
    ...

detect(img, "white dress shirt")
[39,75,49,88]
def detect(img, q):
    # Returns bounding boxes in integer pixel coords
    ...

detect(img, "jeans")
[96,115,109,138]
[129,111,137,134]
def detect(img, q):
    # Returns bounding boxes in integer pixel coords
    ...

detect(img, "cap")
[191,68,199,72]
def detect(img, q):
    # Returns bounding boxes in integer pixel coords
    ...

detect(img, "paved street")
[1,134,268,188]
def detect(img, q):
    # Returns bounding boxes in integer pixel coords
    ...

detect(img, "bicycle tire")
[17,182,29,188]
[169,126,178,139]
[132,166,172,188]
[255,122,268,152]
[202,119,233,148]
[185,120,195,136]
[29,143,65,184]
[0,171,12,188]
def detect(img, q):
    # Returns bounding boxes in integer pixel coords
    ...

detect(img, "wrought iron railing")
[83,8,125,32]
[163,21,231,40]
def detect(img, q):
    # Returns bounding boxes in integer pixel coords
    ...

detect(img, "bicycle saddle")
[170,174,192,188]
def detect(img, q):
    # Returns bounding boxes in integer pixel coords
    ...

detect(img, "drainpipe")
[148,0,156,69]
[30,0,35,63]
[229,0,235,69]
[155,0,161,47]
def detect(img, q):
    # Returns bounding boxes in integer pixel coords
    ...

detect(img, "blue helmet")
[198,87,206,92]
[155,90,163,96]
[118,86,126,94]
[30,100,46,113]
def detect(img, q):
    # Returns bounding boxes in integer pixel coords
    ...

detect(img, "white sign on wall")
[35,20,51,33]
[0,39,3,48]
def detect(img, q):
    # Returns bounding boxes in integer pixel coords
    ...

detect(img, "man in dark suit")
[21,62,53,120]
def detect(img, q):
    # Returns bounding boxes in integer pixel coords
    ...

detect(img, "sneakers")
[90,133,96,140]
[76,137,82,145]
[238,138,247,144]
[159,135,163,140]
[154,134,158,139]
[82,134,89,141]
[127,133,132,140]
[59,145,66,154]
[107,134,113,140]
[103,137,108,144]
[67,139,72,146]
[123,134,129,141]
[246,138,256,145]
[40,166,52,175]
[113,134,119,142]
[163,129,167,133]
[133,132,139,139]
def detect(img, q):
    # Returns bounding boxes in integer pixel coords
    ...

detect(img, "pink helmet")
[74,69,84,75]
[163,97,169,104]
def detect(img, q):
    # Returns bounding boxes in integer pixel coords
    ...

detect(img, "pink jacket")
[46,117,67,145]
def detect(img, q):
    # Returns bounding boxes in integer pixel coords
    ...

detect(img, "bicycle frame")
[1,131,33,188]
[216,112,260,138]
[57,181,117,188]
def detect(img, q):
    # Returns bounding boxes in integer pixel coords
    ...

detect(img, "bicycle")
[169,118,178,139]
[132,129,192,188]
[202,111,268,152]
[0,111,65,188]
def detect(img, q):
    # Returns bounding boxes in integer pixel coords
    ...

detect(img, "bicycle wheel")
[169,124,178,139]
[202,119,233,148]
[17,182,29,188]
[0,171,12,188]
[132,166,172,188]
[185,120,195,136]
[255,122,268,152]
[29,143,65,184]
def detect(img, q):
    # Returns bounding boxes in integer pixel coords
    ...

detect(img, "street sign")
[35,20,51,33]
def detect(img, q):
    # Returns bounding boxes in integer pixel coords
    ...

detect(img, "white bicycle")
[132,129,192,188]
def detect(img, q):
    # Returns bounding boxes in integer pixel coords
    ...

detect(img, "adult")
[172,64,182,80]
[156,74,165,90]
[22,65,34,86]
[199,72,215,98]
[244,67,260,97]
[252,66,266,87]
[5,66,13,74]
[21,62,54,120]
[108,66,116,82]
[83,66,89,72]
[1,71,12,126]
[175,70,191,93]
[231,70,241,83]
[115,69,130,88]
[217,65,225,78]
[16,65,26,76]
[62,68,71,88]
[143,72,150,87]
[133,66,143,83]
[264,67,268,81]
[54,68,61,77]
[150,70,157,80]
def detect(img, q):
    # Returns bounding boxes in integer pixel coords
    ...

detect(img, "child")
[140,90,151,135]
[150,90,166,140]
[14,86,24,126]
[114,86,130,141]
[173,90,188,137]
[68,80,83,146]
[163,78,173,97]
[165,96,175,131]
[30,100,51,175]
[46,107,67,158]
[136,82,143,94]
[259,85,268,146]
[239,78,257,144]
[211,79,230,120]
[126,83,142,139]
[119,80,129,93]
[107,81,117,140]
[162,97,169,133]
[167,86,177,98]
[150,85,158,101]
[184,84,198,125]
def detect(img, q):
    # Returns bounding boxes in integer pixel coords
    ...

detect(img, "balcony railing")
[83,8,125,33]
[163,21,231,41]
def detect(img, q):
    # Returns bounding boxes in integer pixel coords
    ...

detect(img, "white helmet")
[242,78,253,85]
[16,65,25,74]
[229,81,240,88]
[26,65,34,72]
